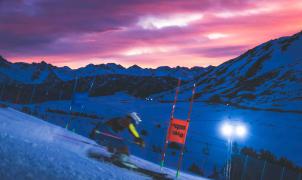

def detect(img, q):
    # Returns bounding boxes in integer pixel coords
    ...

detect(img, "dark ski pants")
[94,126,129,155]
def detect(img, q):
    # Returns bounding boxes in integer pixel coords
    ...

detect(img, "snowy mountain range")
[0,56,209,84]
[0,57,210,102]
[0,31,301,111]
[155,31,302,112]
[0,54,212,103]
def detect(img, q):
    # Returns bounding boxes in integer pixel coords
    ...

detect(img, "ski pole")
[95,130,123,140]
[57,131,143,147]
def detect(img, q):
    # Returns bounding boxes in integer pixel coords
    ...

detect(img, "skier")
[89,112,145,162]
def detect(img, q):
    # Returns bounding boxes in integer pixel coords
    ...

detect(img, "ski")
[57,134,171,179]
[87,150,172,180]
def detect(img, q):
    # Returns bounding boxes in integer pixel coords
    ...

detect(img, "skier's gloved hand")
[134,137,145,148]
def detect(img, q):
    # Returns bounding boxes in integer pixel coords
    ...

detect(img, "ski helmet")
[129,112,142,125]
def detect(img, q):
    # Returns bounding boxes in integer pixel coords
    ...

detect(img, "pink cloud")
[0,0,301,68]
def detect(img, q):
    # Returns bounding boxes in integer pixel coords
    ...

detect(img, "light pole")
[220,122,247,180]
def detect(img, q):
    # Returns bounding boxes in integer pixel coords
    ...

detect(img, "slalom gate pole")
[66,76,78,130]
[66,105,73,129]
[170,79,181,120]
[78,76,96,115]
[187,83,196,121]
[160,79,181,169]
[88,76,97,96]
[176,83,196,178]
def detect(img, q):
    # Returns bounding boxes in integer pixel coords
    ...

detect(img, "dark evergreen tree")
[188,163,204,176]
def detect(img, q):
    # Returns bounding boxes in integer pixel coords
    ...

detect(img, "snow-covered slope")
[0,107,148,179]
[0,58,60,84]
[155,31,302,112]
[9,93,302,177]
[0,106,207,180]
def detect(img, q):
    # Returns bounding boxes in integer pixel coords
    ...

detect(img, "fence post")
[280,167,285,180]
[260,160,267,180]
[226,138,233,180]
[240,155,249,180]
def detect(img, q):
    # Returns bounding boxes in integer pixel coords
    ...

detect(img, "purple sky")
[0,0,301,68]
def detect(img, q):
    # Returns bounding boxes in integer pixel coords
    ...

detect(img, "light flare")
[221,123,233,138]
[220,122,248,139]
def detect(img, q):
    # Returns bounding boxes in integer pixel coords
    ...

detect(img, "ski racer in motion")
[89,112,145,162]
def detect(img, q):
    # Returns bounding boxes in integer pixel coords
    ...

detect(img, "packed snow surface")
[0,106,206,180]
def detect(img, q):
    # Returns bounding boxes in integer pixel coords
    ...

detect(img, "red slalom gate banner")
[160,79,196,179]
[167,118,189,144]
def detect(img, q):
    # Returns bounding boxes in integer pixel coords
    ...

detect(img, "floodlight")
[221,123,233,138]
[235,125,247,138]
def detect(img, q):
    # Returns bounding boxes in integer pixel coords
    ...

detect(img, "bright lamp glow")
[220,122,247,139]
[235,125,247,138]
[221,123,233,137]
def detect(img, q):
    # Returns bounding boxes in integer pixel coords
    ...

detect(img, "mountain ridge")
[154,31,302,112]
[0,56,211,83]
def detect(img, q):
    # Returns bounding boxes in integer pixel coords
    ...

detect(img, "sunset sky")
[0,0,301,68]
